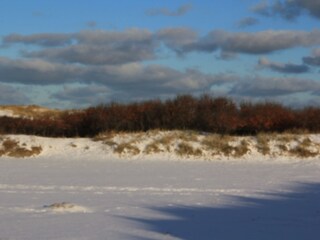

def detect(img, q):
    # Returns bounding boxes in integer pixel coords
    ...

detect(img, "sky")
[0,0,320,109]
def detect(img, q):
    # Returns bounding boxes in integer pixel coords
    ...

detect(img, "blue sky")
[0,0,320,108]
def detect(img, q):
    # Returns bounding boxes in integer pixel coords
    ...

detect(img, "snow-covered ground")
[0,134,320,239]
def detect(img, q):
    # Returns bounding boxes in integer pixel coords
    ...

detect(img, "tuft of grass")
[289,137,318,158]
[8,146,42,158]
[0,138,42,158]
[114,142,140,155]
[2,138,19,151]
[276,133,298,143]
[92,131,117,142]
[144,142,162,154]
[277,144,288,152]
[175,142,202,157]
[150,133,176,152]
[233,139,250,157]
[70,143,77,148]
[300,137,312,148]
[157,134,175,146]
[289,146,318,158]
[103,140,117,147]
[201,134,234,156]
[175,131,199,142]
[256,134,270,155]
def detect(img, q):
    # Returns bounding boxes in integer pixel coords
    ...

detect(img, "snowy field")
[0,153,320,239]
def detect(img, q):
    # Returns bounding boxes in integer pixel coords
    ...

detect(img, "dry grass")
[174,131,199,142]
[277,144,288,152]
[7,146,42,158]
[0,105,62,119]
[276,133,299,143]
[114,142,140,155]
[289,146,318,158]
[70,143,77,148]
[289,137,318,158]
[43,130,320,159]
[201,134,234,156]
[148,133,176,152]
[233,140,250,157]
[93,131,117,141]
[0,138,42,158]
[144,142,162,154]
[2,138,19,151]
[256,134,271,155]
[175,142,202,156]
[157,133,175,146]
[103,140,118,147]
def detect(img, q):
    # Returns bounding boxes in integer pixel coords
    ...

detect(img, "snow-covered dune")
[1,131,320,162]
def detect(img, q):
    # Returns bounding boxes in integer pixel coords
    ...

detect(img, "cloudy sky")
[1,0,320,108]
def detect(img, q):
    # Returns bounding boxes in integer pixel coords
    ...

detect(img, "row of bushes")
[0,95,320,137]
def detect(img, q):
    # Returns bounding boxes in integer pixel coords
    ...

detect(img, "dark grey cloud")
[0,57,83,85]
[3,33,74,47]
[236,17,260,28]
[230,75,320,97]
[51,71,236,106]
[252,0,320,20]
[303,56,320,66]
[0,55,231,99]
[190,29,320,55]
[19,29,157,65]
[14,28,197,65]
[0,84,31,105]
[258,57,310,73]
[4,28,320,64]
[146,4,192,17]
[23,43,156,65]
[156,28,198,55]
[303,48,320,66]
[82,63,229,94]
[76,29,153,45]
[52,85,112,105]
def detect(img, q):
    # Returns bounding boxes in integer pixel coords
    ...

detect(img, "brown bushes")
[1,95,320,137]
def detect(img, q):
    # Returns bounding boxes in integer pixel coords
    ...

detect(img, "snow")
[0,134,320,239]
[0,109,18,118]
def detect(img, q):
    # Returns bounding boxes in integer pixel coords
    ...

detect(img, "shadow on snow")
[127,182,320,240]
